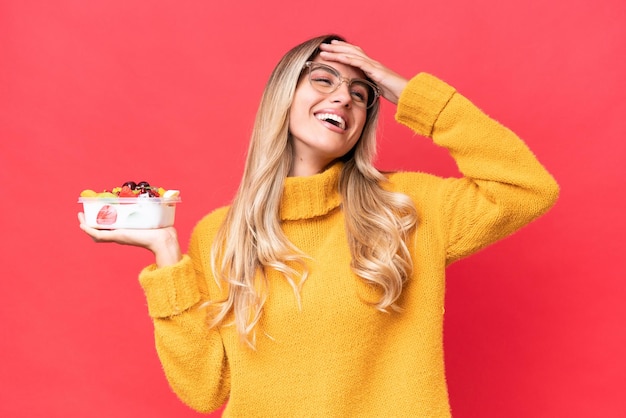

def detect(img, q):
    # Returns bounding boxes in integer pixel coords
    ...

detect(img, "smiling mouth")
[316,113,346,130]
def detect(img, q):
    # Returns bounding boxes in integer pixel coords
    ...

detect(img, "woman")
[79,34,559,417]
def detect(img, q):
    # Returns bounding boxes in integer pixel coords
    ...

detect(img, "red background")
[1,0,624,417]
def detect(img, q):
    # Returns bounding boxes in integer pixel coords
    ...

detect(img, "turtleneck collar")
[280,162,343,221]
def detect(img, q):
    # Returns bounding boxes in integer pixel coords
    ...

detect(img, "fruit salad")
[78,181,181,229]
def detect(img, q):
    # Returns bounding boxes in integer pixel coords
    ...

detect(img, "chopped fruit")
[118,185,137,198]
[163,189,180,199]
[80,189,98,197]
[97,192,117,198]
[79,181,179,199]
[122,181,137,190]
[137,181,150,192]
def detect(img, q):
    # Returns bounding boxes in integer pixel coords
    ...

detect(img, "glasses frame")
[303,61,381,109]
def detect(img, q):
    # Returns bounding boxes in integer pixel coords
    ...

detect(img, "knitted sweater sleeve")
[138,216,230,413]
[395,73,560,264]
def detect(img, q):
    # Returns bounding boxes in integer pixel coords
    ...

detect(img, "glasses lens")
[307,63,378,109]
[309,65,339,94]
[350,80,374,108]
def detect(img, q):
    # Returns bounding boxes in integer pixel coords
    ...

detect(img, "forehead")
[311,56,367,80]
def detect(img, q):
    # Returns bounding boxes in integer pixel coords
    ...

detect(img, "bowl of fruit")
[78,181,181,229]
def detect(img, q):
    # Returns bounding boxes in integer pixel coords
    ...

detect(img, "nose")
[329,79,353,107]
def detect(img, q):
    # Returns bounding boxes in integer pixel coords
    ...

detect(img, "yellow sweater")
[139,73,559,417]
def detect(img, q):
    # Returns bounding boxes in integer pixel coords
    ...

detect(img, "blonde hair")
[208,34,417,347]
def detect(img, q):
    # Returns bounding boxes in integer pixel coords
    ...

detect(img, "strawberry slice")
[118,185,137,198]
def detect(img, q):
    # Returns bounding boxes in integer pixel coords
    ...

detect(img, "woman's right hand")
[318,40,408,105]
[78,212,182,267]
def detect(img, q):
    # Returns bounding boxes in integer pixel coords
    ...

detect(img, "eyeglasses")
[303,61,380,109]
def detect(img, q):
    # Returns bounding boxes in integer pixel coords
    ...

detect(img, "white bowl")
[79,196,181,229]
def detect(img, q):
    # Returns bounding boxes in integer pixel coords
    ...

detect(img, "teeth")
[316,113,346,130]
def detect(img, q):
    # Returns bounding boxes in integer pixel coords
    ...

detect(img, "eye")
[350,83,370,103]
[309,67,339,90]
[311,75,334,86]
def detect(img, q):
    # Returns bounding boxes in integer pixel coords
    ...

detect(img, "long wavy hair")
[208,34,418,348]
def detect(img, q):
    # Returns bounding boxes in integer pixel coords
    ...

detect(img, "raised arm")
[320,39,559,263]
[395,73,560,263]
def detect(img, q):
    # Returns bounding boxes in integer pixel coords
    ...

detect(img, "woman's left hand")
[318,40,408,105]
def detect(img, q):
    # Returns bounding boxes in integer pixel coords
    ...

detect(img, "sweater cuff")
[138,255,201,318]
[395,73,456,138]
